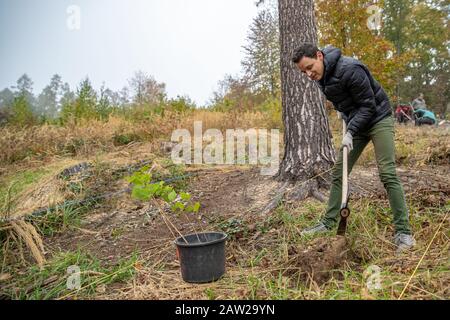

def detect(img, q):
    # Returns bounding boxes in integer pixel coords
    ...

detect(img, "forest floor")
[0,123,449,300]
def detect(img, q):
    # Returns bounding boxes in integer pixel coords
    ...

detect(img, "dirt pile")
[285,236,354,285]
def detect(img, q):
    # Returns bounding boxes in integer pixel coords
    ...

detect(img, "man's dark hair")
[292,43,320,64]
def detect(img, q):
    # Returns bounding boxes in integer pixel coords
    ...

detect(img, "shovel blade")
[337,218,347,236]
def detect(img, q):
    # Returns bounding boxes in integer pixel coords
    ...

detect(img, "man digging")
[292,43,415,253]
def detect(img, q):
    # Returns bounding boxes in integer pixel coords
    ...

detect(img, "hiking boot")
[300,222,329,236]
[394,233,416,253]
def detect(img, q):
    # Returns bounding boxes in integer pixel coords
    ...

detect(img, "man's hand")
[342,131,353,152]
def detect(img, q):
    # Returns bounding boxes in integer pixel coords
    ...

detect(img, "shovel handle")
[341,120,349,207]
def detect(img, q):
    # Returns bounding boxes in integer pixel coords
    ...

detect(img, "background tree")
[9,95,36,126]
[10,96,35,126]
[118,86,131,108]
[103,87,121,109]
[60,77,97,123]
[382,0,414,102]
[210,74,259,111]
[0,88,14,110]
[9,74,36,126]
[0,88,14,125]
[95,84,123,120]
[37,74,63,119]
[129,71,166,106]
[59,82,75,116]
[167,95,197,113]
[390,0,449,115]
[242,7,281,98]
[13,74,35,104]
[315,0,449,115]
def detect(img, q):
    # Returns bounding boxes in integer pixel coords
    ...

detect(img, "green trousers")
[322,116,412,234]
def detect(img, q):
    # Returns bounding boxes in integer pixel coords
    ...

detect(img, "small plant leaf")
[147,183,160,196]
[168,190,177,202]
[193,202,201,212]
[171,202,185,212]
[127,171,151,186]
[131,185,151,201]
[180,192,191,201]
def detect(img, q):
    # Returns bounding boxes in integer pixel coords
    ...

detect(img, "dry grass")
[0,159,85,220]
[0,117,158,166]
[0,110,277,169]
[9,220,46,268]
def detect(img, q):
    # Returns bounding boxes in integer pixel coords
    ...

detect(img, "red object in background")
[395,104,412,114]
[395,104,414,123]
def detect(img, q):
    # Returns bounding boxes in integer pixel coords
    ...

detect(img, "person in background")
[414,108,437,126]
[412,93,427,111]
[395,104,414,124]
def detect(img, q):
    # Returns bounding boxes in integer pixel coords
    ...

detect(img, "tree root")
[261,181,290,215]
[261,178,329,215]
[311,189,328,203]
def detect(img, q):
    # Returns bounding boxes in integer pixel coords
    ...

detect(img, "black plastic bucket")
[175,232,228,283]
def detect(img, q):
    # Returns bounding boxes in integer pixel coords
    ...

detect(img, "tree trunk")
[276,0,335,195]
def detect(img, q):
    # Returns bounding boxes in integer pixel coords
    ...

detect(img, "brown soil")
[185,165,280,217]
[285,236,354,285]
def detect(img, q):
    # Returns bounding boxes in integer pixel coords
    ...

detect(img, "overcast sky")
[0,0,260,105]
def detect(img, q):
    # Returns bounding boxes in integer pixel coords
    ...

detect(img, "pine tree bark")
[276,0,335,198]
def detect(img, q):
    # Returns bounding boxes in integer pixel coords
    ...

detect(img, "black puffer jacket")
[317,46,392,135]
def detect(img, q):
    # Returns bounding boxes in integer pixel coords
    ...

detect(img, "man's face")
[296,51,325,81]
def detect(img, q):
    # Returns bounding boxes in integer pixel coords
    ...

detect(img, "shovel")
[337,119,351,236]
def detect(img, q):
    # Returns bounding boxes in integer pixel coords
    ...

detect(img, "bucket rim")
[174,231,228,247]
